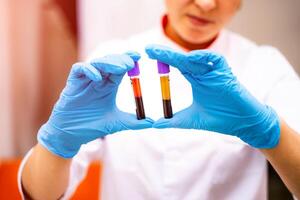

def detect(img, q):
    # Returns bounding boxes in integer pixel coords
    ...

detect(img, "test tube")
[157,61,173,119]
[127,61,146,120]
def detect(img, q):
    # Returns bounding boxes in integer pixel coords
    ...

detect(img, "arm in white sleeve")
[18,139,103,200]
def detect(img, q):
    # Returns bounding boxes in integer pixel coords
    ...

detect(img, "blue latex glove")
[145,44,280,148]
[38,53,154,158]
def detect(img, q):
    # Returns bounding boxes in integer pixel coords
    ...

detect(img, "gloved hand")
[145,44,280,148]
[38,53,154,158]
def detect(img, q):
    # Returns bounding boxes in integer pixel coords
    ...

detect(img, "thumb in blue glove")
[145,44,280,149]
[38,52,154,158]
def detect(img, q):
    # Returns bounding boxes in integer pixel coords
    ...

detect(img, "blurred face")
[165,0,241,49]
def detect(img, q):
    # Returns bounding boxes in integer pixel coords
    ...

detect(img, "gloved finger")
[145,44,189,74]
[125,51,141,62]
[146,44,217,75]
[187,50,226,69]
[152,116,183,129]
[117,112,154,131]
[153,107,197,129]
[68,62,102,81]
[90,54,135,75]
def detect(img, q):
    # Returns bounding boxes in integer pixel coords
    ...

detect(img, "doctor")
[20,0,300,199]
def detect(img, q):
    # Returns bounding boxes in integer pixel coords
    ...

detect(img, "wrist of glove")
[38,121,86,159]
[233,105,280,148]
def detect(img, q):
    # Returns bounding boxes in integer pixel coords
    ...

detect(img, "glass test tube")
[127,61,146,120]
[157,61,173,118]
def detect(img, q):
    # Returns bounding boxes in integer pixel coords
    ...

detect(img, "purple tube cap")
[157,61,170,74]
[127,61,140,76]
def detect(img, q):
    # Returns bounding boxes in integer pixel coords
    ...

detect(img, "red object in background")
[0,160,22,200]
[0,160,102,200]
[54,0,78,38]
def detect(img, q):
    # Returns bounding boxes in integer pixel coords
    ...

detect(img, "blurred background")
[0,0,299,199]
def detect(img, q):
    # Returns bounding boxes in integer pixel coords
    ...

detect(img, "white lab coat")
[18,26,300,200]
